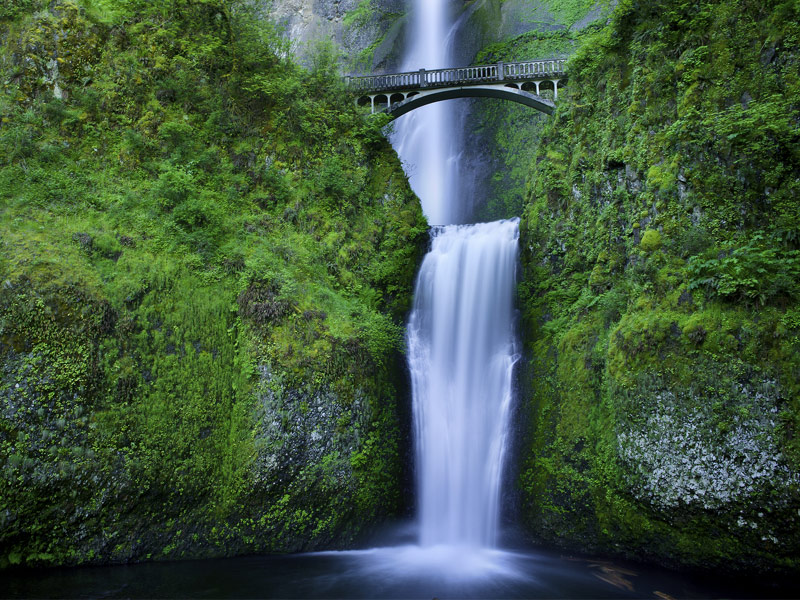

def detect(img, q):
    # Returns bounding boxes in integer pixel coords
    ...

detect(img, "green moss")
[0,0,425,568]
[639,229,662,253]
[516,0,800,573]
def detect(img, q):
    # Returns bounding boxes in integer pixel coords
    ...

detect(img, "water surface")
[4,533,798,600]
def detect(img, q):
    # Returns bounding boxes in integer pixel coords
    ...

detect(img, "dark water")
[3,531,798,600]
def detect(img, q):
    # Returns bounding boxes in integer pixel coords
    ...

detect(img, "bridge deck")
[347,59,566,95]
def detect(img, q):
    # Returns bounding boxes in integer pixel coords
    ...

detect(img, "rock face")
[460,1,614,221]
[262,0,407,71]
[451,0,575,67]
[0,1,427,568]
[515,0,800,573]
[261,0,602,73]
[617,384,790,513]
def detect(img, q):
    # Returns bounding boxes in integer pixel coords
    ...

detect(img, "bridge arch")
[349,59,566,119]
[374,94,389,110]
[373,85,556,119]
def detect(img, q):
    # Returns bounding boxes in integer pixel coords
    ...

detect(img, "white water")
[391,0,463,225]
[407,220,520,548]
[395,0,521,555]
[306,0,523,578]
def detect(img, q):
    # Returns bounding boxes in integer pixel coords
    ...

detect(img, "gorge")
[1,0,799,597]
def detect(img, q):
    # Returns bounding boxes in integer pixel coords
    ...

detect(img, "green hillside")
[0,0,426,567]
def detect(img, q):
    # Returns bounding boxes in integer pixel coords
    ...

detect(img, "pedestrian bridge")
[347,59,566,118]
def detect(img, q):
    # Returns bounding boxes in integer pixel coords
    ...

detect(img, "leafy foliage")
[516,0,800,572]
[688,234,800,305]
[0,0,425,567]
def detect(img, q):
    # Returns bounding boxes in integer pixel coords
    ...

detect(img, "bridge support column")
[497,61,504,81]
[419,68,427,88]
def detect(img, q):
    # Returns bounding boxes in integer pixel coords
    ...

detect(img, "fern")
[687,234,800,305]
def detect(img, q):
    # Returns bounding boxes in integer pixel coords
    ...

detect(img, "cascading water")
[393,0,521,553]
[407,220,519,548]
[391,0,462,226]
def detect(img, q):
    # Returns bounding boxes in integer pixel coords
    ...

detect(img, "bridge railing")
[347,59,566,94]
[502,60,566,78]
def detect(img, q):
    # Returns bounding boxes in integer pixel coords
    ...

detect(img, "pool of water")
[3,530,797,599]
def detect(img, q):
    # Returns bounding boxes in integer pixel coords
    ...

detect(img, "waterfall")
[394,0,521,551]
[407,220,519,548]
[391,0,462,225]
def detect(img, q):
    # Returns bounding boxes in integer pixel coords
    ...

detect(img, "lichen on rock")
[617,381,794,512]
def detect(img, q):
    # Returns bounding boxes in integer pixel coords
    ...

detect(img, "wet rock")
[617,381,795,512]
[625,164,642,194]
[263,0,406,70]
[677,290,694,307]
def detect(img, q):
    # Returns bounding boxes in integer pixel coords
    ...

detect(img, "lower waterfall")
[407,219,520,548]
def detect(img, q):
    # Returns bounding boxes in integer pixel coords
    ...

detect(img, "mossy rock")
[516,0,800,574]
[640,229,662,252]
[0,0,425,568]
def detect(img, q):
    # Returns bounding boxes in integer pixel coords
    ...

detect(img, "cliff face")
[460,1,616,221]
[516,0,800,572]
[263,0,407,71]
[263,0,600,74]
[0,0,426,567]
[452,0,611,67]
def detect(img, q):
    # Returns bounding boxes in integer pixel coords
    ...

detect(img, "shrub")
[158,120,196,160]
[154,166,196,210]
[688,234,800,305]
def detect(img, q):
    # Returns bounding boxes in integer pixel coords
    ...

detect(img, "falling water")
[407,220,520,548]
[391,0,462,225]
[394,0,521,551]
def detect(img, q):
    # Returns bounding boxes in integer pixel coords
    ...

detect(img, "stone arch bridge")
[347,59,566,118]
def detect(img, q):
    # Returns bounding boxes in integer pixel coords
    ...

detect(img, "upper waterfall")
[391,0,463,225]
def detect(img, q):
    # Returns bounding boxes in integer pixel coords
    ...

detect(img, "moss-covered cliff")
[0,0,426,567]
[517,0,800,572]
[265,0,407,72]
[459,0,614,221]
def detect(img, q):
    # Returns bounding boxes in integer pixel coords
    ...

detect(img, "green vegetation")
[517,0,800,572]
[2,0,798,576]
[0,0,426,567]
[538,0,607,29]
[470,29,591,221]
[343,0,375,29]
[342,0,405,73]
